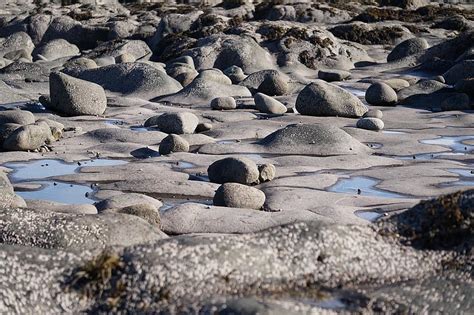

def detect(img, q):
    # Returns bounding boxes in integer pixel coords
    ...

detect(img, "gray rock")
[115,53,136,63]
[443,60,474,85]
[117,204,161,228]
[208,157,259,185]
[318,69,351,82]
[257,75,289,96]
[267,5,296,21]
[357,117,385,131]
[159,134,190,155]
[32,39,80,61]
[259,124,370,156]
[184,34,276,73]
[254,93,287,114]
[0,172,26,209]
[387,38,429,62]
[0,110,35,125]
[454,78,474,97]
[49,72,107,116]
[196,122,213,133]
[224,65,246,84]
[259,164,276,183]
[3,123,53,151]
[363,109,383,119]
[211,97,237,110]
[63,57,98,72]
[379,0,430,9]
[95,193,163,212]
[384,78,410,91]
[213,183,266,210]
[365,82,398,106]
[166,64,198,87]
[0,123,21,146]
[398,80,448,103]
[440,93,471,111]
[64,63,182,100]
[0,32,34,59]
[240,70,289,94]
[82,39,152,62]
[296,80,367,118]
[144,112,199,134]
[150,11,202,50]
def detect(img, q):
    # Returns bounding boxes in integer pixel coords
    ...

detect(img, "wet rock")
[159,134,190,155]
[365,82,398,106]
[443,60,474,85]
[117,204,161,228]
[184,34,275,73]
[259,124,370,156]
[213,183,266,210]
[296,80,367,118]
[0,207,166,251]
[363,109,383,119]
[257,74,289,96]
[95,193,163,212]
[208,157,259,185]
[259,164,276,183]
[318,69,351,82]
[64,63,182,100]
[224,65,246,84]
[49,72,107,116]
[0,110,35,125]
[211,97,237,110]
[254,93,287,114]
[440,93,471,111]
[454,78,474,97]
[144,112,199,134]
[357,117,384,131]
[32,39,80,61]
[3,123,52,151]
[387,37,429,62]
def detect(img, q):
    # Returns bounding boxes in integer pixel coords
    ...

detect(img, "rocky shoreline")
[0,0,472,313]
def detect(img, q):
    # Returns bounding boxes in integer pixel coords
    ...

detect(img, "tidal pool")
[328,176,407,199]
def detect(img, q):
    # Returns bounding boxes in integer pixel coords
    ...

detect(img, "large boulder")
[259,124,370,156]
[213,183,266,210]
[442,60,474,85]
[254,93,287,114]
[64,62,182,100]
[81,39,152,61]
[208,157,260,185]
[387,38,429,62]
[365,82,398,106]
[159,134,190,155]
[296,80,367,118]
[49,72,107,116]
[0,110,35,125]
[0,32,34,59]
[32,39,80,61]
[0,172,26,209]
[3,123,53,151]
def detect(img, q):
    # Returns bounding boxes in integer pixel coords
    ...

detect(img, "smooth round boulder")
[224,65,246,84]
[32,38,79,61]
[208,157,259,185]
[195,122,212,133]
[318,69,351,82]
[365,82,398,106]
[213,183,266,210]
[356,118,384,131]
[118,204,161,227]
[384,78,410,91]
[363,109,383,119]
[49,72,107,116]
[144,112,199,134]
[258,164,276,183]
[295,80,367,118]
[455,79,474,96]
[440,93,471,111]
[95,193,163,212]
[257,75,289,96]
[159,134,190,155]
[254,93,287,114]
[210,97,237,110]
[387,37,429,62]
[0,110,35,125]
[3,123,53,151]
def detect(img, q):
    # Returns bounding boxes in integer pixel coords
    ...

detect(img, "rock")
[224,65,246,84]
[184,34,276,73]
[49,72,107,116]
[166,63,198,87]
[211,97,237,110]
[213,183,266,210]
[267,5,296,21]
[442,60,474,85]
[432,15,471,32]
[259,164,276,183]
[63,57,98,72]
[318,69,351,82]
[0,32,34,59]
[259,124,370,156]
[196,122,212,133]
[0,110,35,125]
[117,204,161,228]
[159,134,190,155]
[379,0,430,9]
[64,63,182,100]
[95,193,163,212]
[26,200,97,215]
[0,172,26,209]
[254,93,287,114]
[440,93,471,111]
[208,157,259,185]
[384,78,410,91]
[387,38,429,62]
[257,74,289,96]
[363,109,383,119]
[115,53,136,63]
[397,80,448,102]
[3,123,52,151]
[329,22,410,45]
[357,117,384,131]
[296,80,367,118]
[365,82,398,106]
[32,39,80,61]
[454,79,474,97]
[0,123,21,146]
[82,39,152,62]
[144,112,199,134]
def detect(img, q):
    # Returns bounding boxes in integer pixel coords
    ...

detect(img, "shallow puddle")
[420,135,474,153]
[354,210,384,222]
[397,152,467,161]
[5,158,127,204]
[328,176,407,199]
[365,142,383,149]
